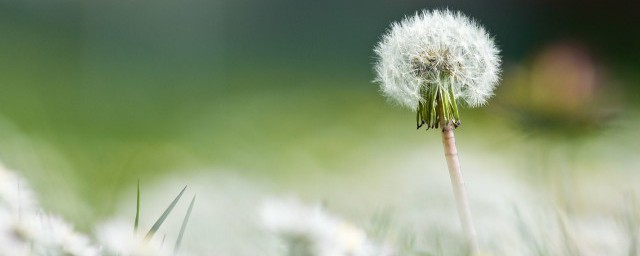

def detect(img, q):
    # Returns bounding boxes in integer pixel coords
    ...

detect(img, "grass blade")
[145,185,187,240]
[134,179,140,232]
[174,195,196,254]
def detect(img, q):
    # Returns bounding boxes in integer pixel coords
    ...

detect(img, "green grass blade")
[174,195,196,254]
[135,179,140,232]
[145,185,187,240]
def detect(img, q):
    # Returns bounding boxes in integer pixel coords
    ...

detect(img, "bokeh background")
[1,0,640,248]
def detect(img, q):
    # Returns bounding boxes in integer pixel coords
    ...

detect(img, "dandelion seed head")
[374,9,501,111]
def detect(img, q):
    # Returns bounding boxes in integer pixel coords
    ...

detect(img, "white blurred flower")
[374,9,500,128]
[95,219,171,256]
[20,212,100,256]
[261,198,391,256]
[103,172,277,256]
[0,163,100,256]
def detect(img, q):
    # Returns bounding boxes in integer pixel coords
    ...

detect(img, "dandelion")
[498,41,615,139]
[260,198,391,256]
[0,163,100,256]
[374,9,501,254]
[96,219,172,256]
[374,9,500,128]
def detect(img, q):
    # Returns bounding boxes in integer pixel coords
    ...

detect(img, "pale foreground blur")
[2,115,639,256]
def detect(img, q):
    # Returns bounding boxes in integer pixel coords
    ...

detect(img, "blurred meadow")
[1,0,640,255]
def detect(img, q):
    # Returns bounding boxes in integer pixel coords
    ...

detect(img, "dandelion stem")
[437,95,479,254]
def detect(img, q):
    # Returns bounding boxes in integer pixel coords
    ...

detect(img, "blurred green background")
[1,0,639,230]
